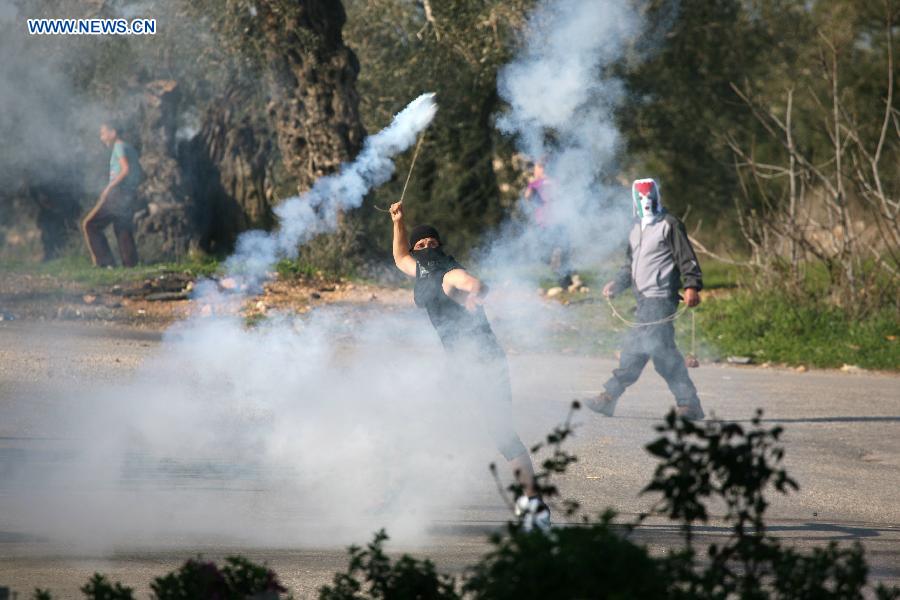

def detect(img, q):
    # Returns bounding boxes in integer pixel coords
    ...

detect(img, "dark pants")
[604,297,699,406]
[82,187,138,267]
[447,335,529,461]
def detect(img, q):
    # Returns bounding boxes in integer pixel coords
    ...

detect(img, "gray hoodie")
[612,210,702,300]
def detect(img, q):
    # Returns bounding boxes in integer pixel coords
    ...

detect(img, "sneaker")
[583,391,617,417]
[515,495,551,533]
[676,402,705,421]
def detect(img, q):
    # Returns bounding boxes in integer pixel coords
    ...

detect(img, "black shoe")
[584,392,617,417]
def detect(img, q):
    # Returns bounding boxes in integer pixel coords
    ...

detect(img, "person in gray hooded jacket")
[585,178,705,420]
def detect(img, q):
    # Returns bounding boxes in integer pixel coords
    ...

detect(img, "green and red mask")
[632,178,661,219]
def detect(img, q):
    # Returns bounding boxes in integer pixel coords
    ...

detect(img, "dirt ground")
[0,269,413,330]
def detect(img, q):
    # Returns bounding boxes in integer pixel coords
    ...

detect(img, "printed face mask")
[632,178,662,218]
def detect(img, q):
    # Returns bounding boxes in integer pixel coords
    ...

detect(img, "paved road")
[1,320,898,598]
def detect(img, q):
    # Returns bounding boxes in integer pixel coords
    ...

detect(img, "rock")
[547,287,563,298]
[368,293,377,301]
[310,292,321,300]
[794,365,807,373]
[685,354,700,368]
[840,364,862,373]
[255,300,268,314]
[580,287,590,293]
[82,294,97,305]
[726,356,753,365]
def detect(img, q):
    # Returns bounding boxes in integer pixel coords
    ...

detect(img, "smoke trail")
[222,93,437,287]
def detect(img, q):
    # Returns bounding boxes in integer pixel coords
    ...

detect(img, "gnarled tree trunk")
[255,0,366,192]
[134,79,198,263]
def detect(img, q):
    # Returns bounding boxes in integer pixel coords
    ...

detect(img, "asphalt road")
[1,320,898,598]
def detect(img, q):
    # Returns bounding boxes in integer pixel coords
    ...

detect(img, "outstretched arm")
[389,201,417,277]
[443,268,490,312]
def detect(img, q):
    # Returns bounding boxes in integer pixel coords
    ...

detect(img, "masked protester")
[388,201,550,532]
[585,178,705,420]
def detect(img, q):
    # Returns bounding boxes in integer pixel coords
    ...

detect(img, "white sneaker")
[515,495,551,533]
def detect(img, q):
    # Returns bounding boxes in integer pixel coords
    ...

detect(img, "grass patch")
[699,290,900,370]
[0,255,220,288]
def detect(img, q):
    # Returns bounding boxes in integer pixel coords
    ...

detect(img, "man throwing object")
[389,201,550,532]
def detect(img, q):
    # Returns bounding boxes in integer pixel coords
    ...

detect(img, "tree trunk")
[255,0,366,192]
[182,87,274,255]
[134,79,198,263]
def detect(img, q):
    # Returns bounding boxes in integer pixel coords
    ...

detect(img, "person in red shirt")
[524,159,574,288]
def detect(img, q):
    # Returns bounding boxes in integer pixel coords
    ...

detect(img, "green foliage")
[150,556,286,600]
[463,514,668,599]
[31,589,53,600]
[700,290,900,370]
[274,258,318,281]
[642,411,897,599]
[319,530,458,600]
[80,574,135,600]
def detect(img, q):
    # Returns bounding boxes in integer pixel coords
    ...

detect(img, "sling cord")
[374,132,426,212]
[604,295,698,357]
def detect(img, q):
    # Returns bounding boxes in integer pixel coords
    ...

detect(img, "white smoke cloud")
[483,0,641,274]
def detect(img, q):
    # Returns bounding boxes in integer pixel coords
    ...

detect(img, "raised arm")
[389,201,417,277]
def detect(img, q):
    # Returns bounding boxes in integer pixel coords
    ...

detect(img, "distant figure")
[82,120,141,267]
[584,178,705,420]
[524,159,574,288]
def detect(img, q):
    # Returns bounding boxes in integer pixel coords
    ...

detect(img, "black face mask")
[411,247,449,271]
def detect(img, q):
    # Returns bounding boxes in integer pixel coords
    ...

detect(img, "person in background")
[82,120,141,267]
[524,159,575,288]
[388,200,551,532]
[584,178,705,420]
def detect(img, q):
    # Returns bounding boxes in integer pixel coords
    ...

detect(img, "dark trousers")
[447,335,529,461]
[604,297,699,406]
[82,187,138,267]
